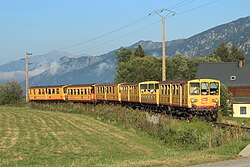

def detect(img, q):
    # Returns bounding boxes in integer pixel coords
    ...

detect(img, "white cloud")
[0,71,25,82]
[0,66,48,82]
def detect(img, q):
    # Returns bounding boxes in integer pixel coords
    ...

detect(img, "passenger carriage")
[28,85,67,102]
[95,83,121,103]
[120,83,139,103]
[67,84,95,103]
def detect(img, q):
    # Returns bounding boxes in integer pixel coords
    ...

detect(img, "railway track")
[213,122,250,133]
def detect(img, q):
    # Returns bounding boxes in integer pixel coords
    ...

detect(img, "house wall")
[228,87,250,96]
[233,104,250,118]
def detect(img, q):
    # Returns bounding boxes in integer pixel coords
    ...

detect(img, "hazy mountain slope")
[133,16,250,58]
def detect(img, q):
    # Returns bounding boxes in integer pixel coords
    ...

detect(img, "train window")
[48,89,51,94]
[176,85,179,95]
[160,85,164,94]
[140,84,147,90]
[56,89,59,94]
[155,84,159,89]
[30,90,32,95]
[80,89,83,95]
[73,89,76,95]
[201,82,209,95]
[149,84,154,90]
[77,89,80,95]
[167,85,170,95]
[190,83,200,95]
[84,89,87,95]
[52,89,55,94]
[63,87,67,94]
[38,89,41,95]
[210,82,219,95]
[172,85,175,95]
[70,89,73,95]
[42,89,45,94]
[181,85,185,96]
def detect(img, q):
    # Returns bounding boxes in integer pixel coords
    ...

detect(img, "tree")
[166,54,220,81]
[134,45,145,58]
[220,84,233,116]
[209,43,245,62]
[115,56,161,83]
[0,81,23,105]
[115,47,133,63]
[230,44,244,61]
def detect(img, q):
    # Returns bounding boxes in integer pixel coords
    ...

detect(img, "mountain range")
[0,15,249,88]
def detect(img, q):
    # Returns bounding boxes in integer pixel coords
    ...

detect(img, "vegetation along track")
[1,105,250,167]
[213,122,250,133]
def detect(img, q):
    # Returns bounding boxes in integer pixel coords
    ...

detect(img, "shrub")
[0,81,24,105]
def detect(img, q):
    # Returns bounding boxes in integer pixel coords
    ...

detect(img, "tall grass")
[30,102,249,150]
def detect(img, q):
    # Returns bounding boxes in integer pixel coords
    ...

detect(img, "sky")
[0,0,249,65]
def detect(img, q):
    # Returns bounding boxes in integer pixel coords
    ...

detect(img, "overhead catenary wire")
[72,20,162,55]
[72,0,221,56]
[176,0,220,15]
[33,0,221,56]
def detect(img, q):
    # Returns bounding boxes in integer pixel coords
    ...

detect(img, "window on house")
[230,76,236,81]
[240,107,247,115]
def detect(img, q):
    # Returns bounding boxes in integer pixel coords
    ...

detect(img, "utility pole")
[25,52,32,102]
[149,9,175,81]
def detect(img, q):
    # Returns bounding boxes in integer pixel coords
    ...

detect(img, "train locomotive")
[28,78,220,121]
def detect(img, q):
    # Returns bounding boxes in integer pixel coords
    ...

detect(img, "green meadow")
[0,105,249,166]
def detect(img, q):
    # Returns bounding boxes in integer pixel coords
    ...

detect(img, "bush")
[0,81,24,105]
[220,84,233,116]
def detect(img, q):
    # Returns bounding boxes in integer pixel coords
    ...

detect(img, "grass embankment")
[0,104,250,166]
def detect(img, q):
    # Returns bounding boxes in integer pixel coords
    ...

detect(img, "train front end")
[187,79,220,120]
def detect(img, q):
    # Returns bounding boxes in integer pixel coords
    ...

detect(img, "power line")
[51,16,149,51]
[176,0,220,15]
[168,0,198,10]
[73,0,221,56]
[34,0,220,56]
[72,20,162,55]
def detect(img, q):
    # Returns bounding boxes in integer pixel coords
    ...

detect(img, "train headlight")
[215,98,218,103]
[191,98,195,103]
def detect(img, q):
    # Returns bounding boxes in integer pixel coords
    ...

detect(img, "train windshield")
[210,82,219,95]
[201,82,209,95]
[190,82,200,95]
[140,84,147,90]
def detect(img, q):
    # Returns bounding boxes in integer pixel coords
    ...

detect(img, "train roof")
[159,80,188,84]
[67,84,94,87]
[29,85,66,89]
[120,83,138,86]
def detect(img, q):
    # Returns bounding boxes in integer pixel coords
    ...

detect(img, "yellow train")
[28,78,220,121]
